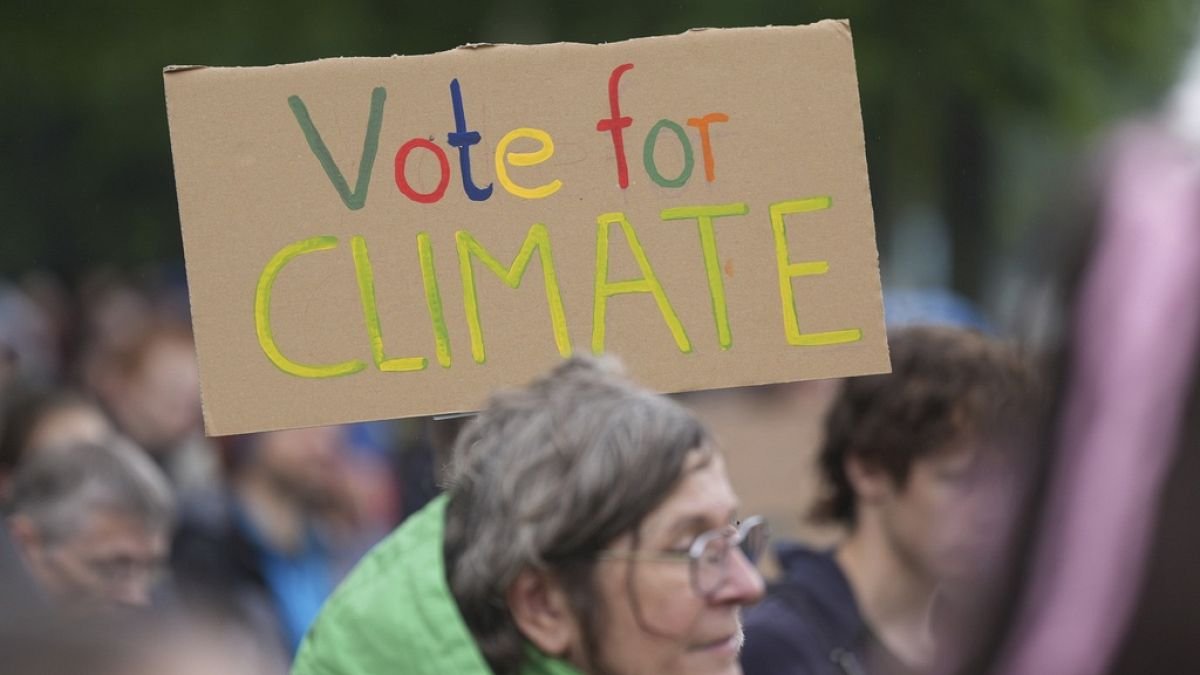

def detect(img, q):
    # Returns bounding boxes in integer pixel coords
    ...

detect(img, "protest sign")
[165,20,889,435]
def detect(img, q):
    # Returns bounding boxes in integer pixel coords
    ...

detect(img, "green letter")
[351,236,427,372]
[456,224,572,364]
[418,233,453,368]
[770,198,863,346]
[288,87,386,210]
[660,202,749,349]
[593,212,691,354]
[642,119,694,188]
[255,237,366,378]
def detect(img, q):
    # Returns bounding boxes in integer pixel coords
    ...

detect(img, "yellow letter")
[456,224,571,364]
[593,212,692,355]
[770,198,863,346]
[351,236,427,372]
[660,202,749,350]
[494,128,563,200]
[255,236,366,378]
[418,233,453,368]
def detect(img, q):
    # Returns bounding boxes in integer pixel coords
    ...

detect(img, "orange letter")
[686,113,729,182]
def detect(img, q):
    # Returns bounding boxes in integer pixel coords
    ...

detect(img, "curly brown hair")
[813,325,1041,527]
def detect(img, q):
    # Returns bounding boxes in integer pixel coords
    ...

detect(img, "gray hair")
[4,436,174,541]
[443,356,711,674]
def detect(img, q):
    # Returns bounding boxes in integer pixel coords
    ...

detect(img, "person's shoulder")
[741,599,828,675]
[294,496,493,675]
[303,498,440,633]
[292,510,429,675]
[740,542,863,675]
[742,589,831,661]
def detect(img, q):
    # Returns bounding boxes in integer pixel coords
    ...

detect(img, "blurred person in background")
[88,318,217,495]
[3,436,174,610]
[127,604,287,675]
[0,339,16,395]
[0,603,282,675]
[294,357,767,675]
[0,281,60,388]
[171,425,363,660]
[1,612,143,675]
[0,498,41,613]
[0,385,113,495]
[741,326,1039,675]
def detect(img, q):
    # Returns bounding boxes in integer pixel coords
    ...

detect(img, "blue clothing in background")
[235,508,335,655]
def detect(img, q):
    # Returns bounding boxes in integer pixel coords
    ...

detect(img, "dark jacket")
[170,489,291,657]
[741,542,912,675]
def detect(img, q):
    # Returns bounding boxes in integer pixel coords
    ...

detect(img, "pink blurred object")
[995,123,1200,675]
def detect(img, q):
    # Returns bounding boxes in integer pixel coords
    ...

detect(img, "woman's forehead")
[642,455,739,537]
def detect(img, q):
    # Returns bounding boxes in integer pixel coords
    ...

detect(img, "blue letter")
[447,79,493,202]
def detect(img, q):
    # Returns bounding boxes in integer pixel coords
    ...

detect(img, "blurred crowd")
[0,269,443,670]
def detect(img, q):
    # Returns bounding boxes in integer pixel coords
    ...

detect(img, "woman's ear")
[506,567,578,657]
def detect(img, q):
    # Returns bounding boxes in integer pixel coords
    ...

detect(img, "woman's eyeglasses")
[598,516,769,599]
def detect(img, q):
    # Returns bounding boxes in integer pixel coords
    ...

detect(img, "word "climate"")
[254,199,863,378]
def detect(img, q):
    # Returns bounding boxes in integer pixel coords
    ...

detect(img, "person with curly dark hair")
[741,326,1039,675]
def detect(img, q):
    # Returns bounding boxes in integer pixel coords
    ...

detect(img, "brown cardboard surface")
[164,21,890,436]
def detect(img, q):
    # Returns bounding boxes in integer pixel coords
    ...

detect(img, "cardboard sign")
[165,20,889,436]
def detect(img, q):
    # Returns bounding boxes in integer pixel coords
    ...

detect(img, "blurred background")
[3,2,1200,673]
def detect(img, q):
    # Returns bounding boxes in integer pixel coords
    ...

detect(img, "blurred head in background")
[0,386,112,494]
[0,282,59,387]
[91,320,200,457]
[228,425,346,513]
[4,437,174,610]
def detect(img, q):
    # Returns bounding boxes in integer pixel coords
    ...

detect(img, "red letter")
[596,63,635,189]
[395,138,451,204]
[686,113,729,183]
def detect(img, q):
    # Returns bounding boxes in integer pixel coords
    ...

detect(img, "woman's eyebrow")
[662,505,741,541]
[662,514,711,543]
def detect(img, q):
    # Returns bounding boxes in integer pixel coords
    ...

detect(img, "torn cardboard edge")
[163,19,851,75]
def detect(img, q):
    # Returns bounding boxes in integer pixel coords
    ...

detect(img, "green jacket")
[293,495,582,675]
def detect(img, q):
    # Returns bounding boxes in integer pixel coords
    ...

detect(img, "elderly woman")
[293,357,766,675]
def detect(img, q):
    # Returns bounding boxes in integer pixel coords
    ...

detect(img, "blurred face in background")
[588,454,765,675]
[108,334,201,454]
[10,507,167,610]
[253,426,343,508]
[869,437,1019,585]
